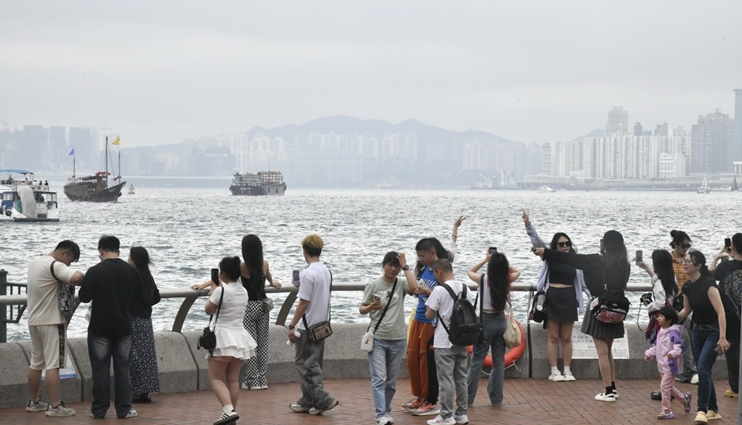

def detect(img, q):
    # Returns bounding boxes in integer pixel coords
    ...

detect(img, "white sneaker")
[562,370,576,381]
[427,415,456,425]
[690,374,699,385]
[549,370,565,382]
[454,414,469,424]
[377,416,392,425]
[594,392,616,402]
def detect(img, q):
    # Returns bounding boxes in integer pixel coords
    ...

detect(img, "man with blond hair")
[287,234,339,415]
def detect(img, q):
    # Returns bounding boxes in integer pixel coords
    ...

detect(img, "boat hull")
[229,183,286,196]
[64,180,126,202]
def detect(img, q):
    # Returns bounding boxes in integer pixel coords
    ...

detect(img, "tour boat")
[0,170,60,222]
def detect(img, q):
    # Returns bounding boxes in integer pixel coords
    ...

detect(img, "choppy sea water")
[2,187,740,342]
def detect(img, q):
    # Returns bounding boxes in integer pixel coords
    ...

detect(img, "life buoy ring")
[467,319,526,368]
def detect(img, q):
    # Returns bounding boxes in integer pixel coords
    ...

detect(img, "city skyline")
[1,1,740,148]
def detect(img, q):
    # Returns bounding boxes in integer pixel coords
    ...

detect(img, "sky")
[1,0,741,147]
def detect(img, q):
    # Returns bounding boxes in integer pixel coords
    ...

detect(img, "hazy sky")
[1,1,740,147]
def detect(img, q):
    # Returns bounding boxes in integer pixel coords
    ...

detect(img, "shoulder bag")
[197,287,224,354]
[302,269,334,342]
[504,302,522,348]
[591,289,630,324]
[361,278,399,352]
[51,260,76,324]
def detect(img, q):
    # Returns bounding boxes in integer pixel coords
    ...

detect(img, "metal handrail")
[1,278,654,339]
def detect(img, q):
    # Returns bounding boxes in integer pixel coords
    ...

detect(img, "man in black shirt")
[79,236,144,419]
[710,233,742,399]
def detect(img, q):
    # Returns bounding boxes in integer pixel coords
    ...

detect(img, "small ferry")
[0,170,60,222]
[229,171,286,196]
[538,185,555,193]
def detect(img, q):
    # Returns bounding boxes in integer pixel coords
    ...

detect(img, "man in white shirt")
[286,234,339,415]
[26,240,84,417]
[425,259,469,425]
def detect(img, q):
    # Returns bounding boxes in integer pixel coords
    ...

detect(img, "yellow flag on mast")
[112,136,121,145]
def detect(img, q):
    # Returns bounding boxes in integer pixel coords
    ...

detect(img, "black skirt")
[581,298,625,339]
[545,286,578,322]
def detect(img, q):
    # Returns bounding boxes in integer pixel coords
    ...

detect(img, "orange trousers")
[406,318,437,401]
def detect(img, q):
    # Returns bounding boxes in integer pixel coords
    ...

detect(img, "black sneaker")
[651,391,662,400]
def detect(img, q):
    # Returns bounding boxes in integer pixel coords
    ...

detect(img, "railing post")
[1,269,7,343]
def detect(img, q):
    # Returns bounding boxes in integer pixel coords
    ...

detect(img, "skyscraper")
[606,107,629,136]
[690,110,734,174]
[734,89,742,165]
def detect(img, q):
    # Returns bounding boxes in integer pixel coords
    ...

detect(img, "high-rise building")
[634,122,643,136]
[606,107,629,136]
[734,89,742,165]
[690,110,734,173]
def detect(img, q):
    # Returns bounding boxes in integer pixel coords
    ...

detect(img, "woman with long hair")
[668,230,698,384]
[238,234,280,390]
[359,252,417,425]
[639,250,678,313]
[201,257,257,425]
[127,246,161,403]
[534,230,630,402]
[465,249,520,406]
[677,251,730,423]
[523,209,589,382]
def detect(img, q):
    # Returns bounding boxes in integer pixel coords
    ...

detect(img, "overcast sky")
[1,1,740,147]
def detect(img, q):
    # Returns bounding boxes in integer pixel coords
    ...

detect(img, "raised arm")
[467,250,490,284]
[523,209,548,249]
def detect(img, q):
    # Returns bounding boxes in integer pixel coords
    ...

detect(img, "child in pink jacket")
[644,306,692,419]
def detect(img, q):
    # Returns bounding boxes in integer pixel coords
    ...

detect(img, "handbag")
[528,290,547,324]
[197,287,224,353]
[302,269,334,343]
[51,261,75,323]
[361,278,399,352]
[262,297,274,314]
[504,304,522,349]
[591,290,630,324]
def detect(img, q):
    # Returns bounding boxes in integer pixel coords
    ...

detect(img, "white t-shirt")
[296,261,332,330]
[27,255,76,326]
[426,279,467,349]
[209,281,249,331]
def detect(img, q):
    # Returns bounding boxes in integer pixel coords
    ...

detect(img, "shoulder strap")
[208,286,225,328]
[50,260,58,281]
[369,278,399,333]
[479,275,484,325]
[436,282,460,335]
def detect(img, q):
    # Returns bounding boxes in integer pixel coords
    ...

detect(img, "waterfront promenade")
[1,377,737,425]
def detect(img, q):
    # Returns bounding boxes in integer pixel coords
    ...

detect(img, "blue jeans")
[691,324,720,414]
[367,338,406,418]
[87,334,133,418]
[466,312,506,405]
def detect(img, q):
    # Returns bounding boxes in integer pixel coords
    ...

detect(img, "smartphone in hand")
[489,247,498,255]
[635,250,643,265]
[725,237,732,253]
[211,268,219,284]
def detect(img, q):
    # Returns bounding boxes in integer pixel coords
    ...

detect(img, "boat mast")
[105,136,109,186]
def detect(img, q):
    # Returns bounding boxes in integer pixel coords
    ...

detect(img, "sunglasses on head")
[557,241,571,248]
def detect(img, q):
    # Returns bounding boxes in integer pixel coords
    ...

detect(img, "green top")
[362,276,409,340]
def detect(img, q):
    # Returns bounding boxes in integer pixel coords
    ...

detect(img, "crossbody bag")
[51,260,76,324]
[197,287,225,354]
[302,269,333,342]
[361,278,399,352]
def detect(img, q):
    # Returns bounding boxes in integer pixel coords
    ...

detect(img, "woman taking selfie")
[534,230,629,403]
[677,251,730,423]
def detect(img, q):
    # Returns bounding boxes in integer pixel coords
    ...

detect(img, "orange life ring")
[467,318,526,368]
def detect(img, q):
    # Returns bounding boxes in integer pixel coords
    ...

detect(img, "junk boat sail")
[0,170,60,222]
[229,171,286,196]
[64,136,126,202]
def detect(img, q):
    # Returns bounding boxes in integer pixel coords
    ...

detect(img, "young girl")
[644,306,692,419]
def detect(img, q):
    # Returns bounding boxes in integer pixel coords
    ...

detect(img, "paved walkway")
[3,378,737,425]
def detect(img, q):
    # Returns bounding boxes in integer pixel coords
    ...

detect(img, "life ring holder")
[467,317,527,373]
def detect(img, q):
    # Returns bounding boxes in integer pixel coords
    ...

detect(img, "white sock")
[223,404,234,414]
[551,366,559,374]
[563,366,571,373]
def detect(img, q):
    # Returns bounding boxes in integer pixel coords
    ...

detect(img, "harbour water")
[2,187,740,342]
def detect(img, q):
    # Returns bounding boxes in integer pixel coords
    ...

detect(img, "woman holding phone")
[359,252,417,425]
[677,251,730,423]
[522,209,589,382]
[533,230,629,403]
[192,257,257,425]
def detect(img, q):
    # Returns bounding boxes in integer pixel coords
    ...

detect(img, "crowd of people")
[22,222,741,425]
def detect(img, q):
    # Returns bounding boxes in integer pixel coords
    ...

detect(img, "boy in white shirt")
[425,259,469,425]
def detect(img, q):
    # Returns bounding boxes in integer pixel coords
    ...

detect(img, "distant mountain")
[574,128,605,141]
[245,115,516,146]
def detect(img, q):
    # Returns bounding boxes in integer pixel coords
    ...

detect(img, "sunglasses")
[679,243,692,249]
[557,241,572,248]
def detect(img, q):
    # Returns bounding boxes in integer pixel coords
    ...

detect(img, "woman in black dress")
[534,230,629,403]
[127,246,161,403]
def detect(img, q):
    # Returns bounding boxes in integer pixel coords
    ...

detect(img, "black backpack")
[437,283,482,346]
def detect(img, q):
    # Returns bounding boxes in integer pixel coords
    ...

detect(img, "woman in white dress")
[195,257,257,425]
